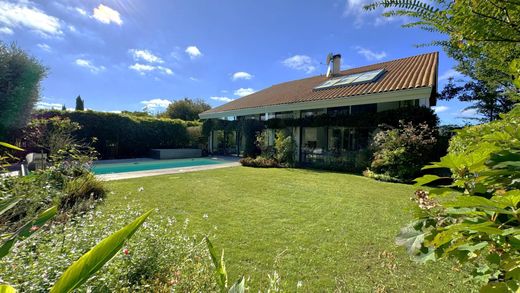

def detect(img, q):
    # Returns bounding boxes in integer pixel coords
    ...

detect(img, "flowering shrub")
[369,121,437,181]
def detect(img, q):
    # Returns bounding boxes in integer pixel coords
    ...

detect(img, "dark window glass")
[327,106,350,117]
[351,103,377,115]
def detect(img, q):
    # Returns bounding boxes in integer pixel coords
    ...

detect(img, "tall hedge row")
[35,111,200,159]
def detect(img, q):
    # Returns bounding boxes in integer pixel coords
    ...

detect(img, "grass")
[102,167,477,292]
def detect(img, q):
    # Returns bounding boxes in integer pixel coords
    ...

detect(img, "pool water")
[92,158,224,175]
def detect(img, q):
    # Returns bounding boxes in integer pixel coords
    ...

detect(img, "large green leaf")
[50,210,152,293]
[480,282,509,293]
[205,237,228,291]
[0,206,57,259]
[0,142,23,151]
[0,284,16,293]
[0,198,20,216]
[396,225,425,256]
[414,174,447,187]
[228,276,245,293]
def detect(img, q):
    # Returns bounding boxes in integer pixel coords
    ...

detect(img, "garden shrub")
[0,203,218,292]
[239,157,279,168]
[369,121,437,181]
[33,111,197,159]
[397,105,520,291]
[274,130,296,166]
[60,173,106,211]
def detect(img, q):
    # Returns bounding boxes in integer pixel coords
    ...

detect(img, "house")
[199,52,439,163]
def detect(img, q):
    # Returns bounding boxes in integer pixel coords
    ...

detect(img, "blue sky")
[1,0,475,124]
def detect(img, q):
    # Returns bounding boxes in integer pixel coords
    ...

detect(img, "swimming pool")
[92,158,224,175]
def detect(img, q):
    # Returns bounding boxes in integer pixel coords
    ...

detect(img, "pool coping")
[95,157,240,181]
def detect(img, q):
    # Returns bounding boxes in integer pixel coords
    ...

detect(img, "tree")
[61,104,66,111]
[75,95,84,111]
[0,42,46,140]
[162,98,211,121]
[365,0,520,94]
[440,77,515,121]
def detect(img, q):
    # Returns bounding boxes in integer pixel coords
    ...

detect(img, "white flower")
[138,187,144,192]
[203,214,208,219]
[297,281,303,288]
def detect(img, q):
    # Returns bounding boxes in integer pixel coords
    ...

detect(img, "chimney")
[332,54,341,76]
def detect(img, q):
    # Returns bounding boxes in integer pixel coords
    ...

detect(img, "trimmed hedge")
[34,111,201,159]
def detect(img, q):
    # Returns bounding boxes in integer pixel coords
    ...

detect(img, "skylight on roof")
[314,68,385,90]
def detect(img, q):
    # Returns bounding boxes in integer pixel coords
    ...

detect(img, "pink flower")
[123,248,129,255]
[30,226,40,232]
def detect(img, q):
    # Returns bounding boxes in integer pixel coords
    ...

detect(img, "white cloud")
[68,25,76,32]
[0,27,13,35]
[0,1,63,37]
[439,69,463,81]
[92,4,122,25]
[232,71,253,81]
[234,88,255,97]
[185,46,202,59]
[432,105,449,113]
[75,59,106,73]
[129,49,163,64]
[157,66,173,75]
[210,96,234,103]
[189,77,199,81]
[129,63,173,75]
[37,43,51,52]
[460,108,477,116]
[129,63,155,74]
[140,99,171,112]
[356,47,387,61]
[343,0,404,27]
[282,55,316,73]
[76,7,87,16]
[35,101,63,110]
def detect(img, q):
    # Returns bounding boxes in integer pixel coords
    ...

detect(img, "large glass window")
[351,103,377,115]
[302,127,327,154]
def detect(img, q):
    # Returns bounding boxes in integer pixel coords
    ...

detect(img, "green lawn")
[103,167,476,292]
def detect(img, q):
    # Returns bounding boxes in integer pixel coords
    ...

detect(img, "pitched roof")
[202,52,438,117]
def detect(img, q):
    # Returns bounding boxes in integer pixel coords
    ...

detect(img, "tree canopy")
[440,77,515,121]
[0,42,46,139]
[75,95,84,111]
[366,0,520,94]
[161,98,211,121]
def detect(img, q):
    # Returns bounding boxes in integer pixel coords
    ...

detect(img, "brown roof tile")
[202,52,438,116]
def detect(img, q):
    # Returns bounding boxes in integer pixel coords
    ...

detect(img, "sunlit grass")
[103,167,477,292]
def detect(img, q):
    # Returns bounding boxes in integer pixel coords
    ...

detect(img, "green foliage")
[162,98,211,121]
[206,237,245,293]
[398,105,520,291]
[51,210,152,293]
[34,110,196,159]
[75,95,84,111]
[23,117,82,157]
[0,205,56,260]
[0,134,103,228]
[0,204,217,291]
[440,78,515,122]
[369,121,437,181]
[60,173,106,212]
[239,156,279,168]
[0,42,46,140]
[274,130,296,165]
[365,0,519,93]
